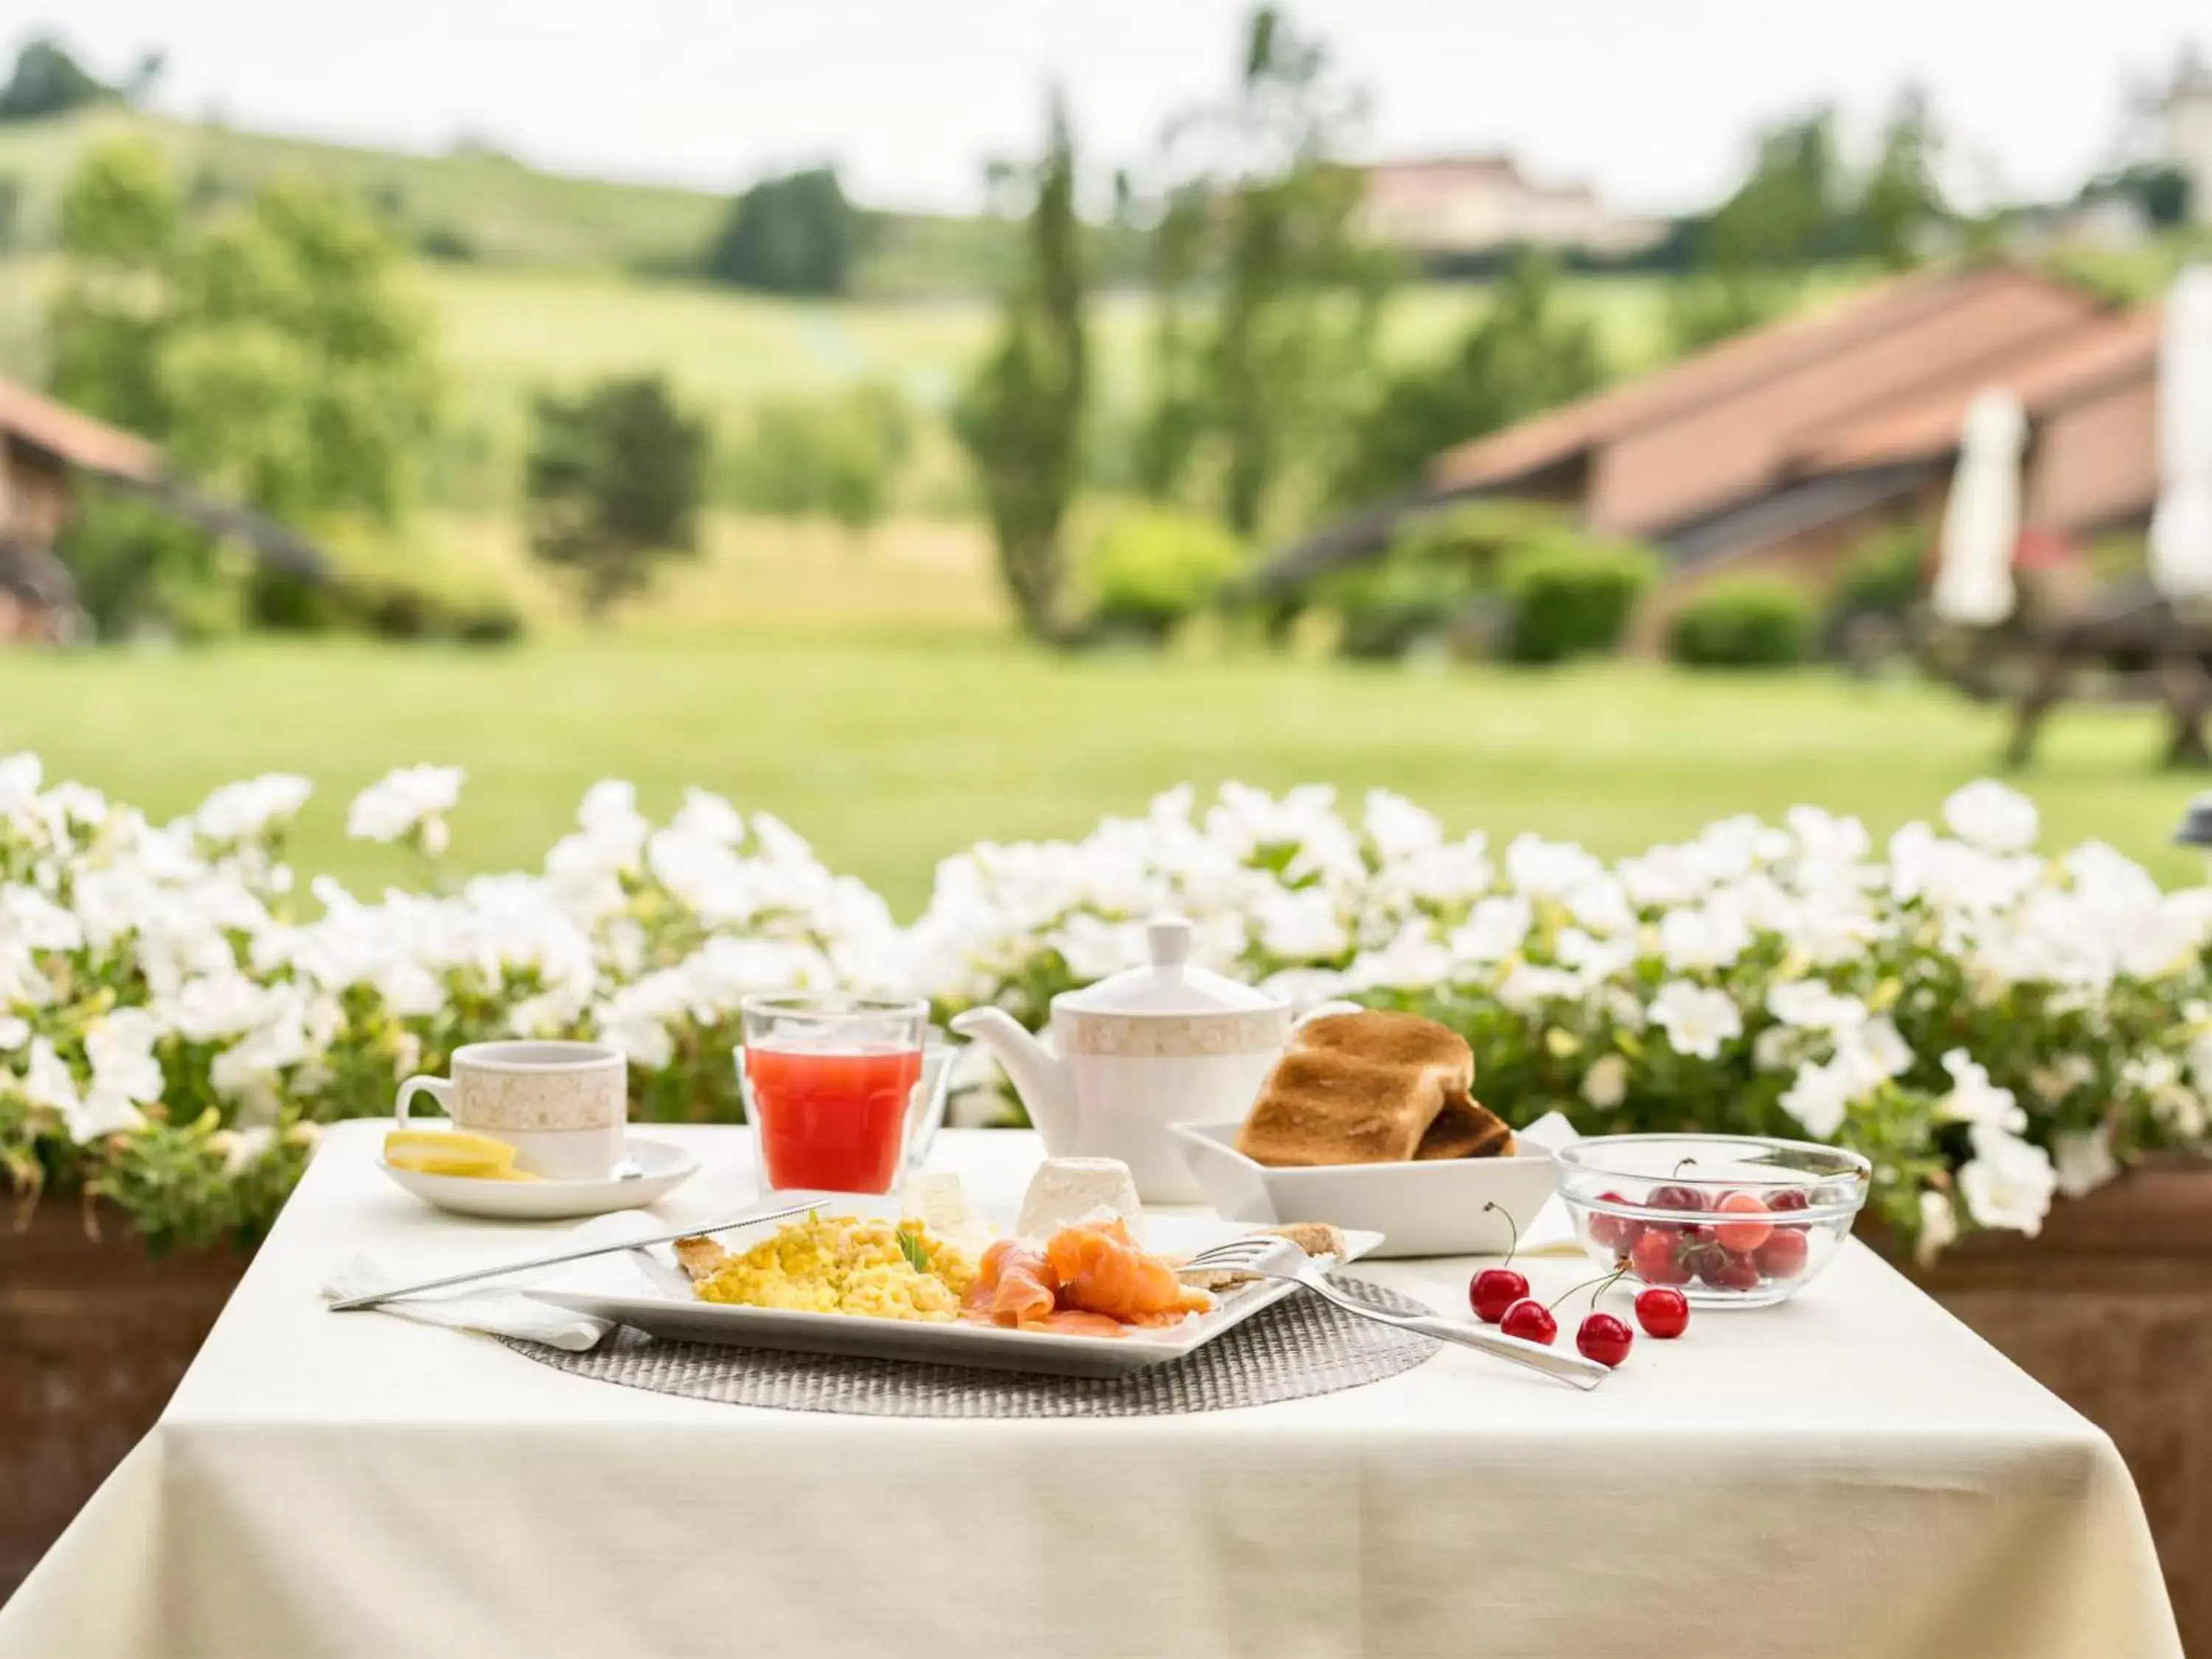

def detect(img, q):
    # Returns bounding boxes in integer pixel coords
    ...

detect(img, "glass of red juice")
[738,995,929,1194]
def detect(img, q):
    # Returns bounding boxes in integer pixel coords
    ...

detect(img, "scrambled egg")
[693,1214,980,1323]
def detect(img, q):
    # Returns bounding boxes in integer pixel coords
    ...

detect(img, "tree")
[1334,252,1605,504]
[1858,88,1948,270]
[953,91,1088,640]
[1663,110,1846,356]
[1703,110,1849,271]
[525,376,709,616]
[1137,6,1393,538]
[726,383,912,535]
[0,34,118,122]
[704,167,863,296]
[49,136,439,524]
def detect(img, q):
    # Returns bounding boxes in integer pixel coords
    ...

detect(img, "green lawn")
[0,633,2197,914]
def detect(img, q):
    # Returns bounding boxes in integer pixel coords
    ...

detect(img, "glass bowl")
[1553,1133,1871,1308]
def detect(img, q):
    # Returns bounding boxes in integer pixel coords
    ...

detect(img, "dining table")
[0,1119,2183,1659]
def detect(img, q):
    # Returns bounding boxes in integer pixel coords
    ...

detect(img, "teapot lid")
[1057,917,1278,1015]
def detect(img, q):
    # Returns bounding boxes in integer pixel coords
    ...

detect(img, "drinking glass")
[737,994,930,1194]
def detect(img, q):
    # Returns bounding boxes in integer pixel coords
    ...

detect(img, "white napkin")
[321,1211,668,1351]
[1512,1110,1590,1256]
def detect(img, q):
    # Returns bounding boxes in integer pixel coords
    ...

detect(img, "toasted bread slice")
[1237,1048,1451,1165]
[1237,1011,1477,1167]
[1292,1010,1476,1077]
[672,1235,730,1283]
[1175,1222,1354,1290]
[1413,1089,1516,1160]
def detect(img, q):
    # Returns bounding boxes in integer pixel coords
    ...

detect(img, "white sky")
[8,1,2206,214]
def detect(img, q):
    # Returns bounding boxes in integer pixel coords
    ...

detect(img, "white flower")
[1935,1048,2025,1133]
[1252,884,1349,961]
[1957,1124,2059,1235]
[1503,833,1604,900]
[1658,904,1750,973]
[194,773,312,841]
[1753,1026,1795,1072]
[1554,928,1635,987]
[1779,1060,1850,1138]
[1495,962,1582,1012]
[1837,1017,1910,1088]
[0,1015,27,1051]
[2051,1124,2119,1200]
[3,885,83,953]
[1942,779,2039,855]
[86,1009,164,1106]
[21,1037,78,1116]
[347,765,464,845]
[1649,981,1741,1061]
[1766,980,1865,1032]
[1447,895,1531,964]
[1362,790,1441,864]
[1343,924,1453,992]
[1916,1189,1959,1265]
[670,787,745,846]
[1581,1053,1629,1110]
[213,1124,275,1178]
[67,1082,145,1142]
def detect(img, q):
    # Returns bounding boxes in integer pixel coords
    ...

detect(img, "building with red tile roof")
[1251,263,2164,640]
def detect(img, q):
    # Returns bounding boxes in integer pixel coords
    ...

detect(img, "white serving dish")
[377,1135,700,1221]
[1169,1121,1559,1259]
[528,1198,1382,1379]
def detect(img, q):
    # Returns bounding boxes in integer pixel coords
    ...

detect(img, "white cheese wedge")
[900,1170,994,1256]
[1016,1157,1145,1242]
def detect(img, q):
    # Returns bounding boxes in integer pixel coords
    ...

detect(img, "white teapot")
[951,917,1352,1203]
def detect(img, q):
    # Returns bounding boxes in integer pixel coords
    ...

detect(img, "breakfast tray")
[499,1276,1437,1418]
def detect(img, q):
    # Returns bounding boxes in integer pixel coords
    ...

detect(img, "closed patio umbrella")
[2151,266,2212,602]
[1932,388,2025,627]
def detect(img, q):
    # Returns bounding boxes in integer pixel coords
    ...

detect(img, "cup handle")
[1292,999,1365,1026]
[395,1076,454,1124]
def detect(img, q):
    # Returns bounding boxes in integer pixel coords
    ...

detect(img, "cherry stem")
[1548,1264,1632,1314]
[1673,1157,1700,1176]
[1482,1200,1520,1267]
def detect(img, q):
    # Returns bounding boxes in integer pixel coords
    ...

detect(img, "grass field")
[0,626,2197,914]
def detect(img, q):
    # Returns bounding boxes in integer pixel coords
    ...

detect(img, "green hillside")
[0,107,726,270]
[0,108,1040,291]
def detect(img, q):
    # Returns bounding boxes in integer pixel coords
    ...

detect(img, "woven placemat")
[498,1276,1438,1417]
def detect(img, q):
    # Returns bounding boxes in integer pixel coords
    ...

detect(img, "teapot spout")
[949,1007,1075,1147]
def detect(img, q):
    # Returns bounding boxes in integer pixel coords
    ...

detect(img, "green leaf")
[895,1225,932,1274]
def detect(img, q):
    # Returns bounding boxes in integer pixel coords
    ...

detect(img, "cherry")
[1754,1227,1811,1280]
[1648,1183,1702,1212]
[1769,1187,1812,1212]
[1714,1191,1773,1254]
[1698,1249,1761,1293]
[1470,1202,1530,1323]
[1634,1286,1690,1338]
[1469,1268,1530,1324]
[1587,1191,1635,1253]
[1500,1298,1559,1346]
[1630,1227,1692,1287]
[1576,1311,1634,1368]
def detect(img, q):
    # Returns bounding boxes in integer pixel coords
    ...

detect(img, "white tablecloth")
[0,1122,2180,1659]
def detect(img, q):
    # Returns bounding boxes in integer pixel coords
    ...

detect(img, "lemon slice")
[384,1130,521,1178]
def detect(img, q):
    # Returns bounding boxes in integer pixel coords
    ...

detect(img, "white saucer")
[377,1137,701,1221]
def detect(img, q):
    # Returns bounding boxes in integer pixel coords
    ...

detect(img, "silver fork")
[1180,1237,1610,1390]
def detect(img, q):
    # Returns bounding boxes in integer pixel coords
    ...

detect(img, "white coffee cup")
[395,1040,629,1180]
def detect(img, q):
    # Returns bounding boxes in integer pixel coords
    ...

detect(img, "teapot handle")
[1292,998,1365,1026]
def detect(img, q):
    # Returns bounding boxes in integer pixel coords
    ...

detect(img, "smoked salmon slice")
[1046,1219,1213,1324]
[962,1239,1060,1329]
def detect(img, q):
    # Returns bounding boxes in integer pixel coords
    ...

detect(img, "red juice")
[745,1043,920,1192]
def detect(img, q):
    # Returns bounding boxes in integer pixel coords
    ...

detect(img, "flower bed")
[2,756,2208,1256]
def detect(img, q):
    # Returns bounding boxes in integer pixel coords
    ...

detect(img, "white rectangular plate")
[527,1205,1382,1379]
